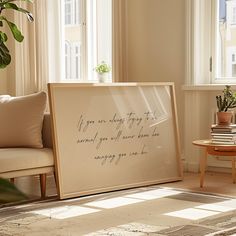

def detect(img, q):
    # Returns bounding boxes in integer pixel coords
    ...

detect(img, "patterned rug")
[0,187,236,236]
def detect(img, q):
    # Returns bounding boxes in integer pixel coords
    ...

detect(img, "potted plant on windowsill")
[216,85,236,125]
[95,61,111,83]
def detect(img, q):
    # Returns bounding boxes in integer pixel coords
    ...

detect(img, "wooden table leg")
[200,149,207,188]
[40,174,46,199]
[232,157,236,184]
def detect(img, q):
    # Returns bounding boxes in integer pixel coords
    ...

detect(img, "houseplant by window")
[216,85,236,125]
[95,61,111,83]
[0,0,33,203]
[0,0,34,69]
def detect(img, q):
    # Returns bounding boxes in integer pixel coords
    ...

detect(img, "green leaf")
[0,31,8,42]
[0,16,24,42]
[0,178,26,203]
[3,2,19,10]
[2,4,34,22]
[0,0,33,6]
[18,9,34,22]
[0,41,11,68]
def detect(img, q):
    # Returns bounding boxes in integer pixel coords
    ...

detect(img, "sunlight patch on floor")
[164,208,219,220]
[84,196,144,209]
[196,203,235,212]
[216,199,236,209]
[31,206,100,219]
[126,188,181,200]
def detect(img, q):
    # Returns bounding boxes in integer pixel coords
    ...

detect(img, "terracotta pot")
[217,111,233,125]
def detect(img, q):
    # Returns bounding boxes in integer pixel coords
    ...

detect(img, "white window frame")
[186,0,236,85]
[61,0,112,82]
[186,0,212,85]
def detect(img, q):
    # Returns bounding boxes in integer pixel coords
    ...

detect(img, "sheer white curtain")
[112,0,127,82]
[12,0,128,94]
[14,0,62,96]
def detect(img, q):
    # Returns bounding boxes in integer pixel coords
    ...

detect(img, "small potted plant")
[216,85,236,124]
[94,61,111,83]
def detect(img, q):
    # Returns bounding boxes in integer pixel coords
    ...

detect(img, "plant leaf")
[3,2,19,10]
[18,9,34,22]
[0,41,11,68]
[0,16,24,42]
[0,0,33,5]
[0,31,7,42]
[0,178,26,203]
[2,3,34,22]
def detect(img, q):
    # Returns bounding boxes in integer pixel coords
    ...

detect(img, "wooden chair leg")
[40,174,46,198]
[10,178,14,183]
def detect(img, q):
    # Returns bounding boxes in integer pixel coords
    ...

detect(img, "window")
[215,0,236,82]
[65,0,72,25]
[65,41,71,79]
[65,0,81,25]
[186,0,236,85]
[232,7,236,24]
[61,0,112,82]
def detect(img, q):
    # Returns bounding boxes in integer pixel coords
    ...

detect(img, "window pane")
[65,0,72,25]
[216,0,236,79]
[63,0,83,80]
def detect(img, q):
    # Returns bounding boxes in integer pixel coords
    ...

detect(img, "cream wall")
[0,69,7,94]
[124,0,185,152]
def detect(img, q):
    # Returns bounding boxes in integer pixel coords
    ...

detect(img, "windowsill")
[56,80,113,83]
[182,84,236,91]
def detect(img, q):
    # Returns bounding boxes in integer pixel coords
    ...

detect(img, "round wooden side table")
[192,139,236,187]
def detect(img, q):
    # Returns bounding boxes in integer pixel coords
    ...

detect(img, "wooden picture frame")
[48,82,182,199]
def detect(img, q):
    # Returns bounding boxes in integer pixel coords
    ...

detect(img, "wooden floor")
[161,171,236,198]
[1,171,236,235]
[9,170,236,204]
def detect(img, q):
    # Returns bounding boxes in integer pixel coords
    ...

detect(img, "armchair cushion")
[0,148,54,174]
[0,92,46,148]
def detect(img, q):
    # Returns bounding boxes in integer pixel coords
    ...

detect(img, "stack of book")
[211,124,236,144]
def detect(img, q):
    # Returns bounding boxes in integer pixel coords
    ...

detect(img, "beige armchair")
[0,113,54,198]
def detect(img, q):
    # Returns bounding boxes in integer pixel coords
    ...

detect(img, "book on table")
[211,140,236,144]
[211,124,236,133]
[211,124,236,144]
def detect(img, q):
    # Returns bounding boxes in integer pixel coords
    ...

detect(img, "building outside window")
[65,0,72,25]
[65,41,71,79]
[217,0,236,80]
